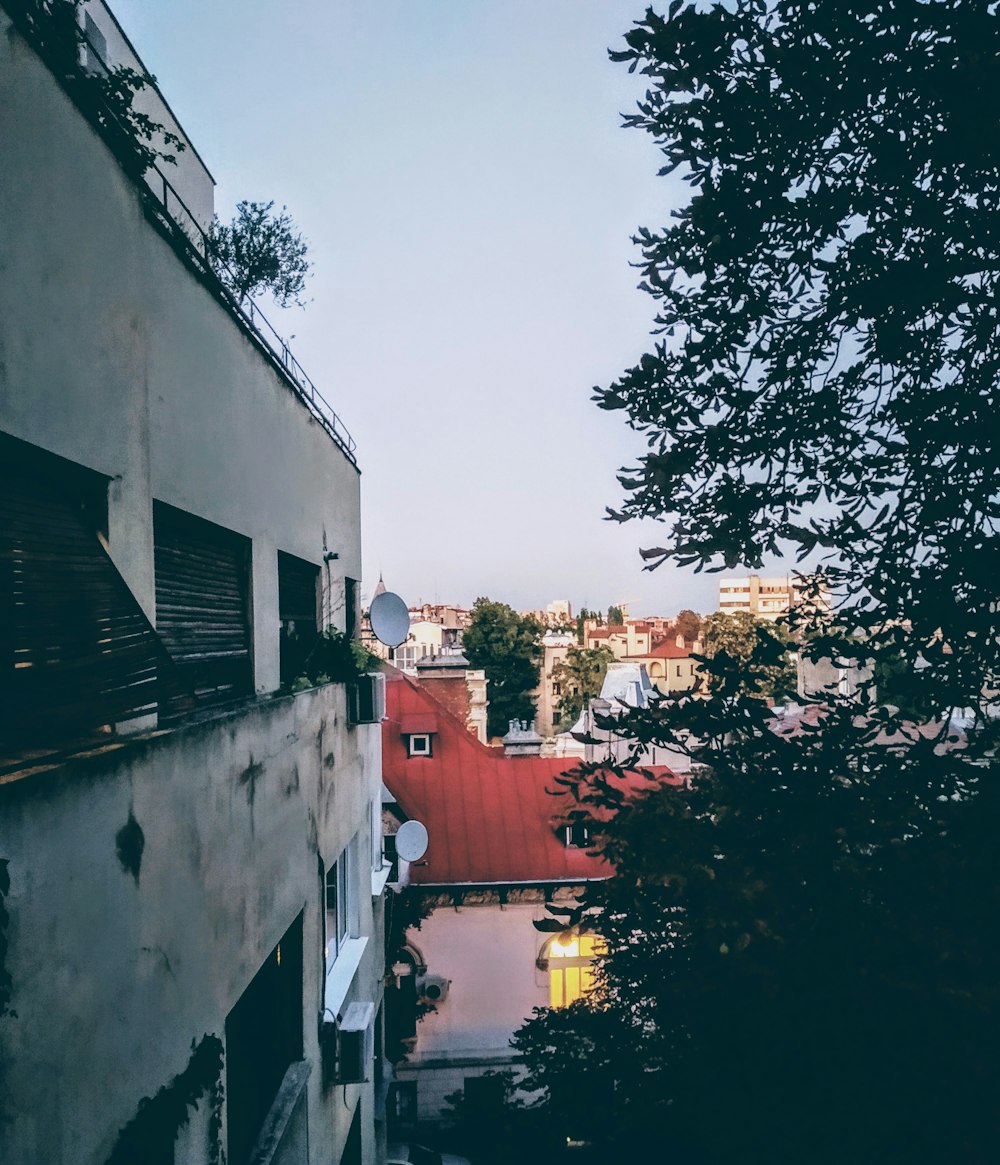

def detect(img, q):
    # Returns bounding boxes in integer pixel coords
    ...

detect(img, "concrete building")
[532,630,576,738]
[717,575,806,620]
[1,5,386,1164]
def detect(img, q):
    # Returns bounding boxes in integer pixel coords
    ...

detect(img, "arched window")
[544,932,605,1008]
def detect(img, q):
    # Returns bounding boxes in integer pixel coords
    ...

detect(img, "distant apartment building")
[584,620,654,659]
[0,5,385,1164]
[718,575,804,620]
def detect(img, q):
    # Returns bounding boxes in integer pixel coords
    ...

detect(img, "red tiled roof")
[645,640,693,659]
[382,670,675,887]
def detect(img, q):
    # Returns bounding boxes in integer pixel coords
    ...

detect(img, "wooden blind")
[1,446,195,750]
[153,502,252,703]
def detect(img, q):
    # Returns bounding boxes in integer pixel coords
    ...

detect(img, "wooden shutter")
[1,439,195,752]
[153,502,252,703]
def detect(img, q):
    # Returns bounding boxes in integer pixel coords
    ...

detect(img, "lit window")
[547,933,605,1008]
[406,733,432,757]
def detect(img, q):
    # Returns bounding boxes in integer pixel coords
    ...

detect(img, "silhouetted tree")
[515,3,1000,1162]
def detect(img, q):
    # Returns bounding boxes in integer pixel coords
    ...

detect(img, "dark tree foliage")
[511,4,1000,1163]
[462,599,543,738]
[606,604,625,626]
[208,200,311,307]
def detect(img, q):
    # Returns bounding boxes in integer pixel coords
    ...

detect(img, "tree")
[207,200,311,306]
[673,608,701,642]
[606,604,624,627]
[551,645,616,726]
[513,3,1000,1162]
[700,610,795,700]
[462,599,543,738]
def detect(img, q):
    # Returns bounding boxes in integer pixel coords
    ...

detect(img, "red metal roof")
[382,669,674,887]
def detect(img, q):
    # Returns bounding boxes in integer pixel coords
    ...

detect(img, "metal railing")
[81,20,359,465]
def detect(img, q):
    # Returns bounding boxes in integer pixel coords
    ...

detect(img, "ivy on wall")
[105,1034,225,1165]
[2,0,184,179]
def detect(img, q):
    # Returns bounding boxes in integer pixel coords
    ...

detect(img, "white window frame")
[406,733,432,757]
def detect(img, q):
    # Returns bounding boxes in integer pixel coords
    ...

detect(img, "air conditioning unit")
[349,672,386,725]
[337,1000,376,1084]
[416,974,451,1005]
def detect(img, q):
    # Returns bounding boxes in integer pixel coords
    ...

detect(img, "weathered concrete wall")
[0,685,382,1165]
[0,10,361,686]
[0,11,383,1165]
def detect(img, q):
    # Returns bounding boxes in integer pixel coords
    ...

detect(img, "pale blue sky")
[112,0,746,617]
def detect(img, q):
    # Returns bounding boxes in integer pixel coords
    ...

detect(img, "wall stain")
[115,811,145,884]
[239,755,266,810]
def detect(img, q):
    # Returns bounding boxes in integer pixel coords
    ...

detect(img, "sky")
[110,0,760,618]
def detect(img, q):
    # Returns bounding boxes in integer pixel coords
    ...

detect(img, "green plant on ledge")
[289,630,381,693]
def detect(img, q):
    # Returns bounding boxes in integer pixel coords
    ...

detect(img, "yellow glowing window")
[547,933,605,1008]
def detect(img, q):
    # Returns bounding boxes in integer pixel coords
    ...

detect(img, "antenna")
[369,591,410,648]
[395,820,428,863]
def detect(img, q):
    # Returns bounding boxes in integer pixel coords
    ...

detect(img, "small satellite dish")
[395,820,428,863]
[369,591,410,648]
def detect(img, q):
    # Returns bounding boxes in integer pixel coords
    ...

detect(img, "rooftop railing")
[78,14,358,466]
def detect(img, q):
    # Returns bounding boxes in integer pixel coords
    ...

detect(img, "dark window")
[552,711,562,726]
[225,915,303,1165]
[390,1081,417,1127]
[406,733,432,758]
[564,823,590,848]
[278,551,319,685]
[384,834,399,882]
[345,576,358,639]
[154,502,251,704]
[83,12,108,74]
[463,1074,506,1113]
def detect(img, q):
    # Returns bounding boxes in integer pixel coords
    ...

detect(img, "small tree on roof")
[208,200,311,307]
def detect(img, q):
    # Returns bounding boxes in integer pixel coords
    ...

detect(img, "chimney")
[501,719,543,757]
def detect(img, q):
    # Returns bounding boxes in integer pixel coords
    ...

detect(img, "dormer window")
[564,822,590,848]
[406,733,432,758]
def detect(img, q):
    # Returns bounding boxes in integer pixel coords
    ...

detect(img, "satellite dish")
[369,591,410,648]
[395,820,428,863]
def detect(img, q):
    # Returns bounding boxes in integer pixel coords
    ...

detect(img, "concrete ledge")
[249,1059,312,1165]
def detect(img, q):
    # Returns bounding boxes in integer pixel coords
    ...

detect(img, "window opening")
[225,914,303,1165]
[406,733,432,757]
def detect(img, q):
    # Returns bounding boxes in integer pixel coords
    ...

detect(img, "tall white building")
[0,4,386,1163]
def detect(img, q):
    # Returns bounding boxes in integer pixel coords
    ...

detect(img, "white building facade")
[1,5,386,1164]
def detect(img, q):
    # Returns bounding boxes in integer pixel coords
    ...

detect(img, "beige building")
[626,636,704,696]
[532,631,576,737]
[718,575,804,620]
